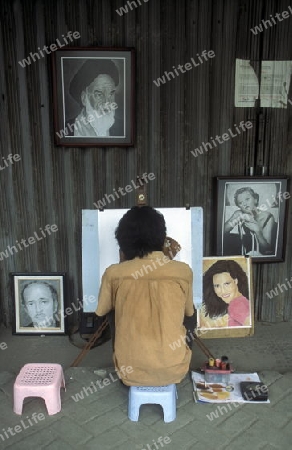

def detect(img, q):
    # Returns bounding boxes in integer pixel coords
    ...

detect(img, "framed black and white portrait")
[52,47,135,146]
[11,273,66,335]
[215,177,289,262]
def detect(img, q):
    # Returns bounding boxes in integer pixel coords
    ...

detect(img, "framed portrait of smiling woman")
[11,273,66,335]
[214,177,289,262]
[52,47,135,146]
[196,256,254,339]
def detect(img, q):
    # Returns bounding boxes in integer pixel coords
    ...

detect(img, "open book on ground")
[191,371,270,404]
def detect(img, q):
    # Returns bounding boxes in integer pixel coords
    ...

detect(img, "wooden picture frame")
[52,47,135,146]
[11,273,66,335]
[215,176,289,262]
[196,256,254,339]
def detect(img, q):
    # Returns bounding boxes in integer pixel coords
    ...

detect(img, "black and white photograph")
[215,177,289,262]
[11,273,66,335]
[52,47,135,146]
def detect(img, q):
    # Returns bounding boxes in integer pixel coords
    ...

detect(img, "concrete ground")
[0,321,291,449]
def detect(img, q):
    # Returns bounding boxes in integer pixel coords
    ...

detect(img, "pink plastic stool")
[13,363,66,415]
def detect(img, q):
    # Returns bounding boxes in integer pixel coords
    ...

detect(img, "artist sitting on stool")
[95,206,196,386]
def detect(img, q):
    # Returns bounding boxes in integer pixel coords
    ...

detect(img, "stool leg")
[163,406,176,423]
[43,389,61,415]
[61,372,66,391]
[128,406,140,421]
[13,389,25,415]
[128,393,140,421]
[162,390,177,423]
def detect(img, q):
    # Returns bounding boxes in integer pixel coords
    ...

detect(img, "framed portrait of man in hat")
[52,48,135,146]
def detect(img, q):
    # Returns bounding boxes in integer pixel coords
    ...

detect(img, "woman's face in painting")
[212,272,240,304]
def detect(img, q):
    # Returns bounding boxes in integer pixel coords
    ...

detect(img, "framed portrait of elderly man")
[214,177,289,262]
[52,47,135,146]
[11,273,66,335]
[196,256,254,339]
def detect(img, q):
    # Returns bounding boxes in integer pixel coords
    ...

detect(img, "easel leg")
[70,319,109,367]
[193,334,215,359]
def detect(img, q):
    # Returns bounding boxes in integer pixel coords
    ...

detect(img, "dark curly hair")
[234,187,259,208]
[203,260,249,318]
[115,206,166,260]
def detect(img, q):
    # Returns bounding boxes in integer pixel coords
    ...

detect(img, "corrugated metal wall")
[0,0,291,326]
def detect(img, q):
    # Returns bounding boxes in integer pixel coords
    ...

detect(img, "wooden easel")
[70,176,214,367]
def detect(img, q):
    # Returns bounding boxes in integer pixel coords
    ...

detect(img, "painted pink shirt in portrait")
[228,296,250,326]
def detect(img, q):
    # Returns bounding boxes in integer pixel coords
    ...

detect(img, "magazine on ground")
[191,371,270,404]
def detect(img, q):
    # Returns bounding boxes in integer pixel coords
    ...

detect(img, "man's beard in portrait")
[84,95,116,137]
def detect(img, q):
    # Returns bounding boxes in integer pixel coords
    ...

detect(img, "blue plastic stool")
[128,384,177,422]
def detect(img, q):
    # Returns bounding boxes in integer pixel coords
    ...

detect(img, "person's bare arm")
[243,213,275,252]
[224,210,243,233]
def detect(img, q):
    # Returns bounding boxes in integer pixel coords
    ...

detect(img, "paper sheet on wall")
[260,61,292,108]
[235,59,292,108]
[234,59,259,107]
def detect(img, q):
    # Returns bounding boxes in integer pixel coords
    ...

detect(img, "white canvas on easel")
[81,207,203,312]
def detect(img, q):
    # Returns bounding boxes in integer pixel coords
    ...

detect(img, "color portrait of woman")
[199,258,252,330]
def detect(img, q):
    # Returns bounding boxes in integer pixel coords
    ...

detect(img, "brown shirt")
[96,251,194,386]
